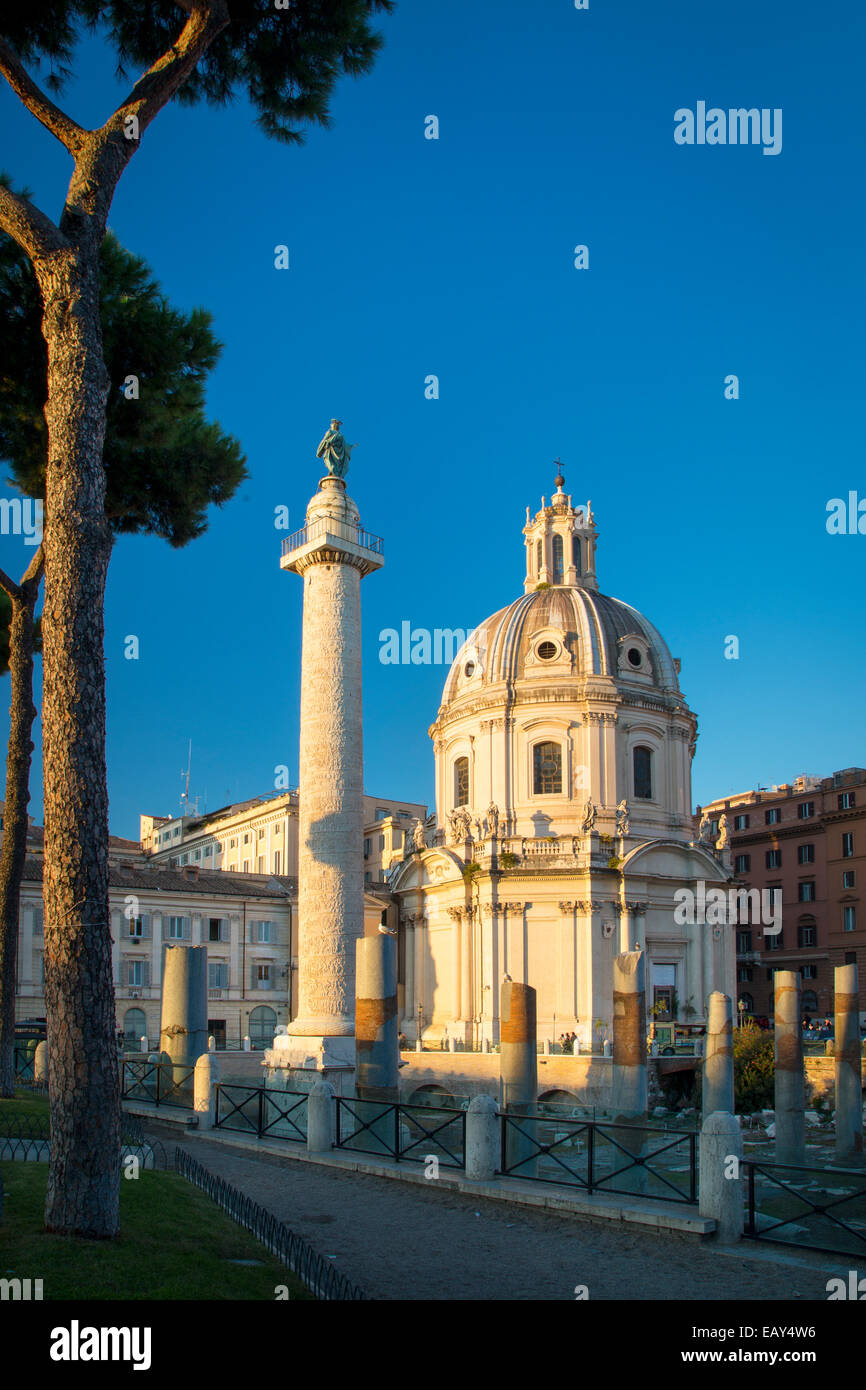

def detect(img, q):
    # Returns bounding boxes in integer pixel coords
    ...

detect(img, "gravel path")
[148,1125,838,1301]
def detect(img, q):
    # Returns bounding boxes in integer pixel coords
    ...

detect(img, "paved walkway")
[146,1123,839,1301]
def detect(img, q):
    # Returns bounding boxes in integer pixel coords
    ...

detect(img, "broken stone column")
[193,1051,219,1131]
[33,1040,48,1085]
[159,945,208,1065]
[500,980,537,1177]
[465,1094,499,1181]
[773,970,805,1166]
[355,934,399,1101]
[307,1079,336,1154]
[612,951,647,1117]
[834,963,863,1161]
[703,991,735,1118]
[699,1111,744,1244]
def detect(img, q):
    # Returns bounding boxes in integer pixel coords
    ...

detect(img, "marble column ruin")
[703,991,735,1118]
[500,980,538,1176]
[355,934,399,1102]
[773,969,805,1166]
[159,945,208,1066]
[834,963,863,1161]
[612,950,647,1117]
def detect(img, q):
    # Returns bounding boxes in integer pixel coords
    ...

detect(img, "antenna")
[180,740,192,815]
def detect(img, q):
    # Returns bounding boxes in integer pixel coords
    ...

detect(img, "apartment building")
[702,767,865,1020]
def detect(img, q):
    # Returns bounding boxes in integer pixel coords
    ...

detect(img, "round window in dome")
[627,647,642,667]
[537,641,558,661]
[464,661,476,678]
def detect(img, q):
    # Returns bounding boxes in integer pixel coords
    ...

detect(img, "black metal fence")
[174,1146,365,1300]
[120,1059,197,1108]
[334,1096,466,1168]
[0,1108,168,1169]
[499,1112,698,1204]
[743,1158,866,1257]
[215,1084,308,1142]
[13,1042,37,1082]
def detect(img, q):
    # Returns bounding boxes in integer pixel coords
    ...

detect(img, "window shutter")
[143,961,151,986]
[183,916,191,940]
[142,914,152,939]
[33,908,44,935]
[221,919,230,942]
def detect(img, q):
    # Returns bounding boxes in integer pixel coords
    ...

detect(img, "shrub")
[733,1022,775,1113]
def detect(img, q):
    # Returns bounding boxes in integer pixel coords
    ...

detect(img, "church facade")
[391,472,734,1048]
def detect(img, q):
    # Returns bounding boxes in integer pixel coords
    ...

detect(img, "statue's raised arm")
[316,418,357,479]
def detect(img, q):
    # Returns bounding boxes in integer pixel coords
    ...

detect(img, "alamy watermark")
[673,882,782,936]
[674,103,782,156]
[379,622,486,668]
[0,496,42,546]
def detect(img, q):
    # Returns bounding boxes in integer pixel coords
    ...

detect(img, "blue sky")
[0,0,864,838]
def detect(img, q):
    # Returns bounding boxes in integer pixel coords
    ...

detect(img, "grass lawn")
[0,1163,312,1300]
[0,1090,50,1123]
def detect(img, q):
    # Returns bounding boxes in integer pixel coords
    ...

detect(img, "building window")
[839,792,856,810]
[801,989,819,1013]
[208,963,229,989]
[257,855,265,873]
[364,838,371,858]
[454,757,469,807]
[273,851,281,875]
[798,882,815,903]
[193,849,201,861]
[633,746,653,800]
[800,964,817,980]
[765,808,780,825]
[128,915,150,940]
[572,535,581,576]
[843,870,856,889]
[735,854,751,874]
[843,906,856,933]
[798,921,816,947]
[252,921,272,944]
[766,849,782,870]
[249,1005,277,1048]
[551,533,564,583]
[533,741,562,795]
[767,932,784,951]
[734,814,750,831]
[127,960,150,987]
[736,930,752,953]
[229,838,237,849]
[375,808,388,820]
[797,844,815,865]
[842,832,854,858]
[737,965,753,983]
[242,860,249,872]
[208,918,227,943]
[255,963,272,989]
[243,833,251,844]
[123,1007,147,1043]
[258,827,265,839]
[166,916,189,940]
[798,801,815,819]
[536,538,542,574]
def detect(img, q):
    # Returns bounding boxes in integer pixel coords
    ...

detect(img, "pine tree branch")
[21,542,45,589]
[0,566,21,602]
[0,39,86,156]
[0,184,66,261]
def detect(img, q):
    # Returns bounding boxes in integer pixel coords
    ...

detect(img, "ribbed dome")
[441,586,679,705]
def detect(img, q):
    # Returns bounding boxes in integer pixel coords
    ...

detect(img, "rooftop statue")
[316,418,357,479]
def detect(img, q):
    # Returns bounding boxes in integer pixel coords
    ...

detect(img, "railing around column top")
[282,517,384,557]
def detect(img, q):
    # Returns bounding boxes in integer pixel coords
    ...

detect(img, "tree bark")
[0,548,43,1097]
[37,248,120,1237]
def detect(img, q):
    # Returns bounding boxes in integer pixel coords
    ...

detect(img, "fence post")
[465,1094,498,1180]
[194,1052,219,1130]
[307,1080,335,1154]
[698,1111,743,1244]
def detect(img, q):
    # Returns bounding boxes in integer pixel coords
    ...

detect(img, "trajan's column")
[276,420,383,1069]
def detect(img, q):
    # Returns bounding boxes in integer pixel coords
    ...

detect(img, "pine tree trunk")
[38,248,120,1238]
[0,561,42,1098]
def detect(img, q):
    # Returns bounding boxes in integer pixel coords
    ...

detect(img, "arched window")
[249,1005,277,1049]
[123,1007,146,1045]
[633,745,653,800]
[454,756,469,807]
[533,741,562,794]
[536,539,543,575]
[551,533,564,583]
[572,535,581,576]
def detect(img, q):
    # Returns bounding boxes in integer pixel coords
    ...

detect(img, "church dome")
[441,585,680,706]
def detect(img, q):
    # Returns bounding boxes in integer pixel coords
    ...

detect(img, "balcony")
[281,517,384,559]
